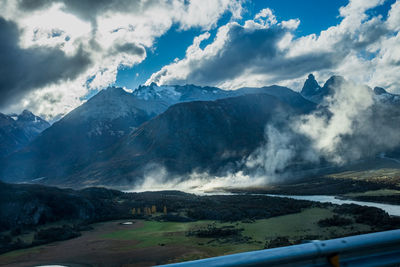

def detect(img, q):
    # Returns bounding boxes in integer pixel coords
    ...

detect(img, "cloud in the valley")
[133,77,400,193]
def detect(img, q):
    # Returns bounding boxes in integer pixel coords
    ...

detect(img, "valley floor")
[2,167,400,267]
[0,207,387,267]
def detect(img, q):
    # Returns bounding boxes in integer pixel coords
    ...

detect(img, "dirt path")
[0,220,202,267]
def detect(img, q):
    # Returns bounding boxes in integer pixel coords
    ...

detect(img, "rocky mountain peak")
[323,75,346,90]
[301,73,321,97]
[17,110,36,121]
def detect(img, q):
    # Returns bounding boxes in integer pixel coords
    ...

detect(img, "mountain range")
[0,75,399,188]
[301,73,400,105]
[0,110,49,157]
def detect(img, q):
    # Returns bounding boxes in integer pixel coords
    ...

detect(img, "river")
[266,194,400,216]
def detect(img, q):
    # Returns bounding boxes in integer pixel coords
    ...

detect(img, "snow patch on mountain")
[133,82,182,102]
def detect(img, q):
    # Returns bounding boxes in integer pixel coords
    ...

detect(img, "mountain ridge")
[0,110,49,157]
[2,74,398,188]
[0,84,313,186]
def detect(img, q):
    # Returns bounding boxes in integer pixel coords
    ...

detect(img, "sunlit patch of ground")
[325,168,400,186]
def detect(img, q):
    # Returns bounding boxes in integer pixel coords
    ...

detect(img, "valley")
[2,1,400,266]
[0,204,395,267]
[1,74,400,266]
[0,177,399,266]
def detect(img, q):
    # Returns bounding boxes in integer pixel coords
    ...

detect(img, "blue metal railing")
[159,229,400,267]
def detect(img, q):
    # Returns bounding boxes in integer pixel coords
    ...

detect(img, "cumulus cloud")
[146,15,321,87]
[0,0,243,119]
[2,0,399,121]
[147,0,400,93]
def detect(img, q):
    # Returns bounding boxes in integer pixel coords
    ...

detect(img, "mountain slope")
[60,93,313,187]
[1,83,314,185]
[0,87,159,182]
[0,110,49,157]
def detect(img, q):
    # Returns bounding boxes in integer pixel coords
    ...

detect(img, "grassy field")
[345,189,400,197]
[99,207,372,261]
[102,220,211,248]
[326,168,400,186]
[0,207,377,266]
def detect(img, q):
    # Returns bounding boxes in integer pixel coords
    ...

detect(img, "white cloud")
[387,0,400,31]
[147,0,400,93]
[0,0,243,120]
[254,8,277,26]
[2,0,399,120]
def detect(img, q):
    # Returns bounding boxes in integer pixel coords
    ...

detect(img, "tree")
[144,207,151,215]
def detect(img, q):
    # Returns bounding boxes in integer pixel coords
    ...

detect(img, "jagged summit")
[134,83,182,102]
[16,110,49,132]
[301,74,347,104]
[301,74,400,106]
[132,83,230,104]
[323,75,346,90]
[17,110,41,122]
[20,109,34,116]
[301,74,321,97]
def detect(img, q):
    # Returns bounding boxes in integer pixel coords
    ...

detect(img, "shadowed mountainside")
[0,110,49,157]
[0,86,315,187]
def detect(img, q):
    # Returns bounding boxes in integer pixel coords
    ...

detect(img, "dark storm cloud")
[250,52,342,83]
[186,25,286,84]
[151,23,343,86]
[0,18,92,107]
[17,0,157,24]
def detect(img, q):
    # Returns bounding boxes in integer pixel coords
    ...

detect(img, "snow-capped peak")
[133,83,181,102]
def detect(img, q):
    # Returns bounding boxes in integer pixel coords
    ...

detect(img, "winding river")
[266,194,400,216]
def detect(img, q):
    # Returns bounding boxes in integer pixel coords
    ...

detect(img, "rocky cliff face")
[301,74,346,104]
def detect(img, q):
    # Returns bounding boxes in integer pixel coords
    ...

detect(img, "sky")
[0,0,399,120]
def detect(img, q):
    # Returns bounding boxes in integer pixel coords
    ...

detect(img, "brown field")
[0,220,204,267]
